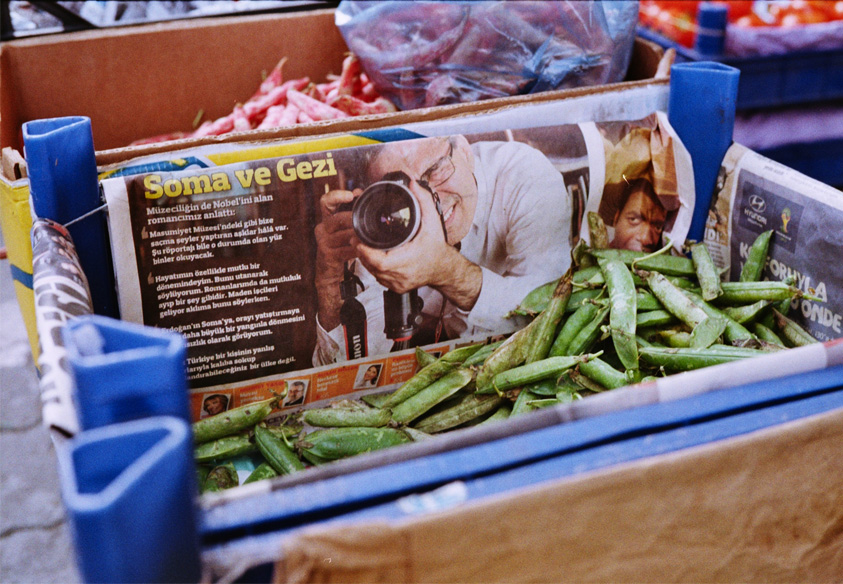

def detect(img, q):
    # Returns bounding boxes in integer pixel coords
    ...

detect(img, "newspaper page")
[102,116,693,421]
[705,143,843,342]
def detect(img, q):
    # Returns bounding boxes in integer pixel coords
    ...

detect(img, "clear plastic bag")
[335,0,640,110]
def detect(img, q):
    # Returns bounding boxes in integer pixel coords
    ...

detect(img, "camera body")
[350,171,421,250]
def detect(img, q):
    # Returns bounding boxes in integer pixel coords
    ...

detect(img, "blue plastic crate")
[638,26,843,109]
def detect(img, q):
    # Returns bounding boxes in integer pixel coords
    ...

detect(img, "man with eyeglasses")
[312,135,572,365]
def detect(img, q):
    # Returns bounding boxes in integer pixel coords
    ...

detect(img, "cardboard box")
[274,406,843,583]
[0,8,665,163]
[0,7,667,361]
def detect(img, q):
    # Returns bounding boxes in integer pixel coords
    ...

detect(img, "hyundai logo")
[748,194,766,213]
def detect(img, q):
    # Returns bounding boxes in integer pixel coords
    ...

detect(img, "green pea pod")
[598,258,638,372]
[254,424,305,475]
[303,403,392,428]
[525,270,574,364]
[717,281,803,304]
[415,347,438,369]
[587,211,610,249]
[297,427,411,461]
[739,230,773,282]
[550,302,601,356]
[568,369,607,393]
[655,329,692,348]
[636,290,663,312]
[361,391,396,409]
[491,355,593,393]
[202,462,239,493]
[566,289,604,313]
[476,403,513,426]
[192,397,276,444]
[265,424,303,441]
[644,271,726,348]
[636,309,676,329]
[382,360,460,408]
[413,394,504,434]
[578,358,627,390]
[475,316,542,392]
[441,343,486,363]
[565,305,610,356]
[639,345,766,371]
[242,462,279,485]
[194,432,256,464]
[197,465,212,489]
[689,316,729,349]
[511,389,540,417]
[590,248,696,277]
[401,427,435,442]
[384,344,481,408]
[573,266,603,285]
[691,242,723,301]
[684,290,755,345]
[525,377,562,396]
[751,322,787,347]
[572,239,596,269]
[511,278,559,317]
[723,300,771,324]
[392,368,475,423]
[771,308,819,347]
[462,340,505,367]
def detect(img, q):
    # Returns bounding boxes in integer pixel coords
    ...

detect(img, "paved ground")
[0,233,82,583]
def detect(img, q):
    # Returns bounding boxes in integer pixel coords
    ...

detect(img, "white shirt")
[313,140,572,366]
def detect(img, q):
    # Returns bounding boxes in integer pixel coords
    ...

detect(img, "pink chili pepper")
[192,114,235,138]
[231,106,251,132]
[287,89,349,120]
[249,56,288,101]
[297,110,315,124]
[337,53,362,96]
[242,77,309,124]
[329,94,397,116]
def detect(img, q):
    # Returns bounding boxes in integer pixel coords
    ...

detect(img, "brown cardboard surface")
[0,8,665,170]
[275,407,843,583]
[0,9,347,154]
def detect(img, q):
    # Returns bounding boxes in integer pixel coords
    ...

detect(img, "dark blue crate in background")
[637,26,843,110]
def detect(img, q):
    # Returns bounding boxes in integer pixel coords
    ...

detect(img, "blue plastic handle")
[22,116,118,318]
[63,315,191,431]
[668,62,740,242]
[58,416,202,584]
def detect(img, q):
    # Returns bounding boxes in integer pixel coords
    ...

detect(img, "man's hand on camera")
[315,188,361,331]
[354,181,482,311]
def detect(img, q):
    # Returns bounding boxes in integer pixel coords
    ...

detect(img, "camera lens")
[352,181,421,250]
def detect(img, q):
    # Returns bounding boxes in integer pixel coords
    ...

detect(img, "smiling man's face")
[369,136,478,246]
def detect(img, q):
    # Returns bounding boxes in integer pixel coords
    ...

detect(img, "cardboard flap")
[276,407,843,583]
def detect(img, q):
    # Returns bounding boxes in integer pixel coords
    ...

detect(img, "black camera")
[351,171,421,250]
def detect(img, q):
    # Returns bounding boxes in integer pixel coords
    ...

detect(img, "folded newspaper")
[704,143,843,343]
[102,113,694,420]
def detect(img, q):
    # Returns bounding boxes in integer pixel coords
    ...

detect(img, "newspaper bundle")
[102,113,694,420]
[705,143,843,343]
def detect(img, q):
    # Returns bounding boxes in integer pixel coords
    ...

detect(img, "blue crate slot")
[58,416,202,584]
[63,315,191,431]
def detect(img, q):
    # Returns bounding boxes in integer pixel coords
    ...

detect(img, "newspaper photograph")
[102,116,694,420]
[705,143,843,343]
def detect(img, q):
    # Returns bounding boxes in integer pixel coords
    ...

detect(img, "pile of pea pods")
[194,221,819,492]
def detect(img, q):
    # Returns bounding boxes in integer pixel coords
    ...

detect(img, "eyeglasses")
[418,140,456,189]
